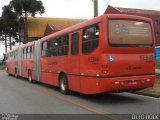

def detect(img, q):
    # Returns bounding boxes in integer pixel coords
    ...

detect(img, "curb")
[130,91,160,98]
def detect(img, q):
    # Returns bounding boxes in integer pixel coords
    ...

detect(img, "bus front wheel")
[59,74,70,95]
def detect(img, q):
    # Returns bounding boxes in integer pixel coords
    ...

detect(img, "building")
[43,23,79,36]
[104,5,160,46]
[19,17,85,43]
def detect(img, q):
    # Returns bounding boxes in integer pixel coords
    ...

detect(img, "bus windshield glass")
[108,19,153,47]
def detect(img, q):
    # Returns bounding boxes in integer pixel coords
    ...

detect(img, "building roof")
[104,5,160,16]
[27,17,85,37]
[116,7,160,15]
[43,23,76,36]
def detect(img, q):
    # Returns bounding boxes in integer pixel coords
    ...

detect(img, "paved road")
[0,70,159,119]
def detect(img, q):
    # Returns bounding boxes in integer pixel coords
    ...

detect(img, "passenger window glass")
[50,39,59,56]
[49,35,69,56]
[30,46,33,59]
[41,41,49,57]
[71,32,79,55]
[27,47,30,59]
[82,24,99,54]
[23,48,27,60]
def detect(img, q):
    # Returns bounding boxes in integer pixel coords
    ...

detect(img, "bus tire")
[15,68,19,78]
[28,70,33,83]
[59,74,70,95]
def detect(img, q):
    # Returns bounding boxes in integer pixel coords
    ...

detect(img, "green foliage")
[0,18,2,36]
[0,5,18,53]
[1,0,45,45]
[156,61,160,69]
[9,0,45,43]
[1,5,18,38]
[10,0,45,17]
[0,60,4,70]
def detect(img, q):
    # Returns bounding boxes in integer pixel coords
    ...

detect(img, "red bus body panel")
[5,14,155,94]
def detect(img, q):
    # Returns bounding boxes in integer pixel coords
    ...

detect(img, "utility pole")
[4,29,7,52]
[9,32,12,50]
[4,34,7,52]
[93,0,98,17]
[9,28,13,50]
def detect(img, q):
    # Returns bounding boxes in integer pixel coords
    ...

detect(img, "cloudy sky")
[0,0,160,58]
[1,0,160,18]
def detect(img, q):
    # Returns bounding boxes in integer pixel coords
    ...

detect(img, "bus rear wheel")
[28,70,33,83]
[59,74,70,95]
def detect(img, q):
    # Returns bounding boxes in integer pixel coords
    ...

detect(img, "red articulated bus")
[5,14,155,94]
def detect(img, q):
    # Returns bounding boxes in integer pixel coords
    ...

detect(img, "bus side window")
[14,51,16,60]
[9,53,11,60]
[12,52,14,60]
[11,52,13,60]
[27,47,30,59]
[26,47,28,59]
[59,35,69,56]
[71,32,79,55]
[23,48,26,60]
[50,35,69,57]
[50,38,59,56]
[9,54,10,60]
[30,46,33,59]
[82,24,99,54]
[15,51,17,60]
[41,41,49,57]
[10,53,12,60]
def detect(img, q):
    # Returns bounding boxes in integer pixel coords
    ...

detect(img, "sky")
[0,0,160,58]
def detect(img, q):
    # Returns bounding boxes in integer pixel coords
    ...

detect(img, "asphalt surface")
[0,70,160,120]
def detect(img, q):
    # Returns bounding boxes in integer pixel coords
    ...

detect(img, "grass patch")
[156,77,160,81]
[156,61,160,69]
[136,76,160,97]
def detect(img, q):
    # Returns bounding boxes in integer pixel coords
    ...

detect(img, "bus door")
[69,32,81,92]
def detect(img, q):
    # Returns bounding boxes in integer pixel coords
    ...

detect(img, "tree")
[10,0,45,43]
[0,18,2,37]
[1,5,18,38]
[0,5,18,51]
[0,18,7,52]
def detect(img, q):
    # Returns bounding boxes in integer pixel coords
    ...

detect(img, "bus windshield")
[108,19,153,47]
